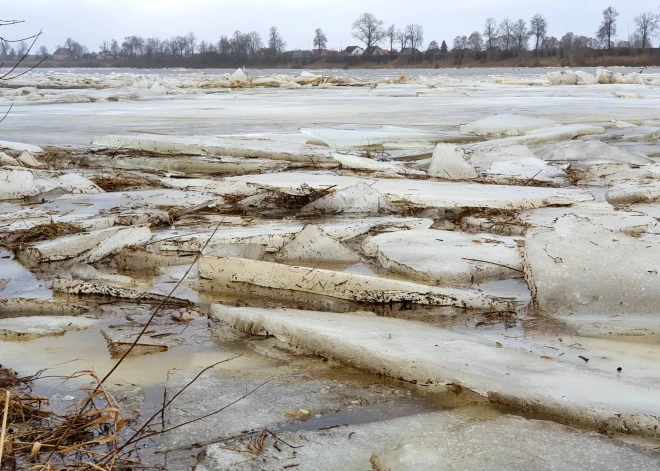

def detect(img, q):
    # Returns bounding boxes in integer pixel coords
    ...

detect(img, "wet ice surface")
[2,67,660,469]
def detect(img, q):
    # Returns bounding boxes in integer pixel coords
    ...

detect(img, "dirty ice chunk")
[460,115,559,137]
[272,225,360,264]
[536,140,653,166]
[547,70,578,85]
[211,305,660,437]
[52,278,190,304]
[69,264,136,285]
[575,71,597,85]
[199,256,520,310]
[301,182,390,215]
[229,68,248,83]
[606,182,660,205]
[82,226,152,263]
[363,229,523,285]
[16,151,43,168]
[0,140,43,154]
[0,298,88,316]
[150,82,167,94]
[427,144,477,179]
[21,227,125,263]
[0,152,20,166]
[0,316,96,340]
[300,127,441,148]
[524,214,660,315]
[332,153,424,175]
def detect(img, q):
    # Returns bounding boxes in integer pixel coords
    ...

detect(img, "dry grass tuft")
[90,174,162,192]
[0,221,85,250]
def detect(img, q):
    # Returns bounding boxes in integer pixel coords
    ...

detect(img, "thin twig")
[0,102,13,126]
[462,257,525,273]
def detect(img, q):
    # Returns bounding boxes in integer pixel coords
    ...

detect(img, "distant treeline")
[1,8,659,68]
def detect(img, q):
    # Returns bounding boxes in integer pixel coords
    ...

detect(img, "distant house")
[53,47,71,60]
[363,46,385,56]
[312,49,339,57]
[400,48,421,56]
[343,46,364,56]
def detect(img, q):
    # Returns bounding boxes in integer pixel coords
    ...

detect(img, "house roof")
[400,48,421,55]
[53,48,70,55]
[343,46,362,53]
[363,46,383,55]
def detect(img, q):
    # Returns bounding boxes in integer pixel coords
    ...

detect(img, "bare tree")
[186,31,197,56]
[352,12,386,50]
[499,18,514,51]
[396,29,406,51]
[313,28,327,53]
[386,24,397,52]
[110,39,120,58]
[452,35,468,51]
[512,19,529,52]
[404,24,424,50]
[560,32,573,50]
[596,7,618,50]
[269,26,286,53]
[634,12,659,49]
[529,14,548,52]
[98,40,110,54]
[38,45,48,57]
[467,31,484,52]
[483,18,498,51]
[543,36,559,53]
[427,40,439,51]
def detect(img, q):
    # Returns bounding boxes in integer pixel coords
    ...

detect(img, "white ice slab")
[211,305,660,437]
[363,229,524,285]
[461,114,559,137]
[92,134,340,164]
[525,215,660,316]
[535,140,652,166]
[199,256,520,310]
[228,172,594,209]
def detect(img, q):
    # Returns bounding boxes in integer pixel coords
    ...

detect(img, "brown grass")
[90,174,163,192]
[0,221,85,250]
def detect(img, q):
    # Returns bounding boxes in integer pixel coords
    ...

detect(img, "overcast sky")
[4,0,659,52]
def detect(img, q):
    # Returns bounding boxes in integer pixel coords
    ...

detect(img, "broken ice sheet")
[362,229,524,286]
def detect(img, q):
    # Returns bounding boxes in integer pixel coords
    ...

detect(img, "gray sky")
[4,0,659,52]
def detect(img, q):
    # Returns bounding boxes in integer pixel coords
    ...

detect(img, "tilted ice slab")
[466,124,605,150]
[0,140,43,154]
[199,257,520,310]
[228,171,594,209]
[363,229,524,286]
[92,134,341,165]
[300,126,444,148]
[427,144,477,180]
[21,227,125,263]
[271,224,359,264]
[460,114,559,137]
[198,413,660,471]
[535,140,653,166]
[519,203,657,235]
[568,163,660,186]
[606,182,660,205]
[153,217,432,253]
[525,215,660,316]
[300,182,391,215]
[80,154,290,175]
[331,153,425,176]
[211,305,660,438]
[0,169,101,200]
